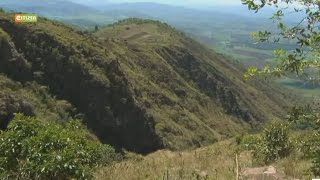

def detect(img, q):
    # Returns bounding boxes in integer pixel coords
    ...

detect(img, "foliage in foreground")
[240,114,320,176]
[0,114,119,180]
[241,0,320,176]
[242,0,320,79]
[240,120,292,164]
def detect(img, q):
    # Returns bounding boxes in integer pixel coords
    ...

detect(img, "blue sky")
[71,0,243,8]
[114,0,241,5]
[107,0,241,6]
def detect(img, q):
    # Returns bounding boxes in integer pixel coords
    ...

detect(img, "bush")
[239,134,266,164]
[0,114,119,180]
[239,134,262,151]
[297,131,320,176]
[241,120,292,164]
[262,120,292,163]
[312,148,320,176]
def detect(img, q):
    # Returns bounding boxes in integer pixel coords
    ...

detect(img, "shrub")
[241,120,292,164]
[0,114,119,180]
[292,131,320,158]
[262,120,292,163]
[312,148,320,176]
[297,131,320,176]
[239,134,262,151]
[239,134,266,164]
[0,28,9,40]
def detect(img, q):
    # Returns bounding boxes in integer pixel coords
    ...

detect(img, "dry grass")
[274,153,313,179]
[95,138,313,180]
[94,140,253,180]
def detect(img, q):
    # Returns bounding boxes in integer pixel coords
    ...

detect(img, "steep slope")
[0,13,293,153]
[95,139,308,180]
[94,19,294,148]
[0,28,75,129]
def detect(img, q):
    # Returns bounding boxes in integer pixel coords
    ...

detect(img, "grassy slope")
[98,19,296,111]
[0,27,74,128]
[95,140,244,180]
[0,12,297,153]
[96,20,247,148]
[0,75,74,128]
[0,12,166,153]
[95,138,311,180]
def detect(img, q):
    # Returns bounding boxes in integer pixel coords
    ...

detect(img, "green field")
[277,78,320,98]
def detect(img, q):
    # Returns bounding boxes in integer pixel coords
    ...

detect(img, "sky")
[77,0,243,7]
[110,0,241,5]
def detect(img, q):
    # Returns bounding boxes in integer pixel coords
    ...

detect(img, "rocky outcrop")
[241,166,287,180]
[157,47,256,123]
[0,19,163,153]
[0,92,34,129]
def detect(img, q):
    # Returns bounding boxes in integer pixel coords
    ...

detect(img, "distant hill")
[0,12,295,153]
[0,0,111,29]
[0,0,97,16]
[0,1,300,64]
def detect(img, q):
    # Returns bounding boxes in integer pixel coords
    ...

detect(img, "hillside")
[95,139,310,180]
[0,12,294,153]
[0,1,298,65]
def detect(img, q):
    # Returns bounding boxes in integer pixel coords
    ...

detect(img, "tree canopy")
[0,114,119,180]
[242,0,320,176]
[242,0,320,80]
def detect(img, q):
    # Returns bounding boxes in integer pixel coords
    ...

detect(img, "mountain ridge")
[0,13,295,153]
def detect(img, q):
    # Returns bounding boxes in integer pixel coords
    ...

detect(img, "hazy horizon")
[70,0,242,7]
[110,0,241,5]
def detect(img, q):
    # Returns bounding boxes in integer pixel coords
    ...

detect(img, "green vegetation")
[95,17,297,150]
[0,4,314,179]
[0,27,9,40]
[240,120,292,164]
[0,114,119,179]
[0,1,318,179]
[105,116,317,179]
[242,0,320,79]
[242,0,320,177]
[237,114,320,178]
[0,74,74,129]
[95,135,312,180]
[95,140,249,180]
[2,0,315,96]
[0,10,295,153]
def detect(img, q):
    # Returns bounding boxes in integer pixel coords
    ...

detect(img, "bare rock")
[241,166,286,180]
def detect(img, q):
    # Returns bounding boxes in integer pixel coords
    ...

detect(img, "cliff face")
[0,14,292,153]
[0,16,163,153]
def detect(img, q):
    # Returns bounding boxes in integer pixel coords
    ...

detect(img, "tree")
[95,25,99,32]
[0,114,119,179]
[242,0,320,175]
[262,120,292,163]
[242,0,320,79]
[239,120,292,164]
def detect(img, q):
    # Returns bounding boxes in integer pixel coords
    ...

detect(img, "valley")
[2,0,318,96]
[0,0,319,179]
[0,12,294,152]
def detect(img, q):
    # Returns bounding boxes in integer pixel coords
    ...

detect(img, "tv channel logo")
[15,14,38,23]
